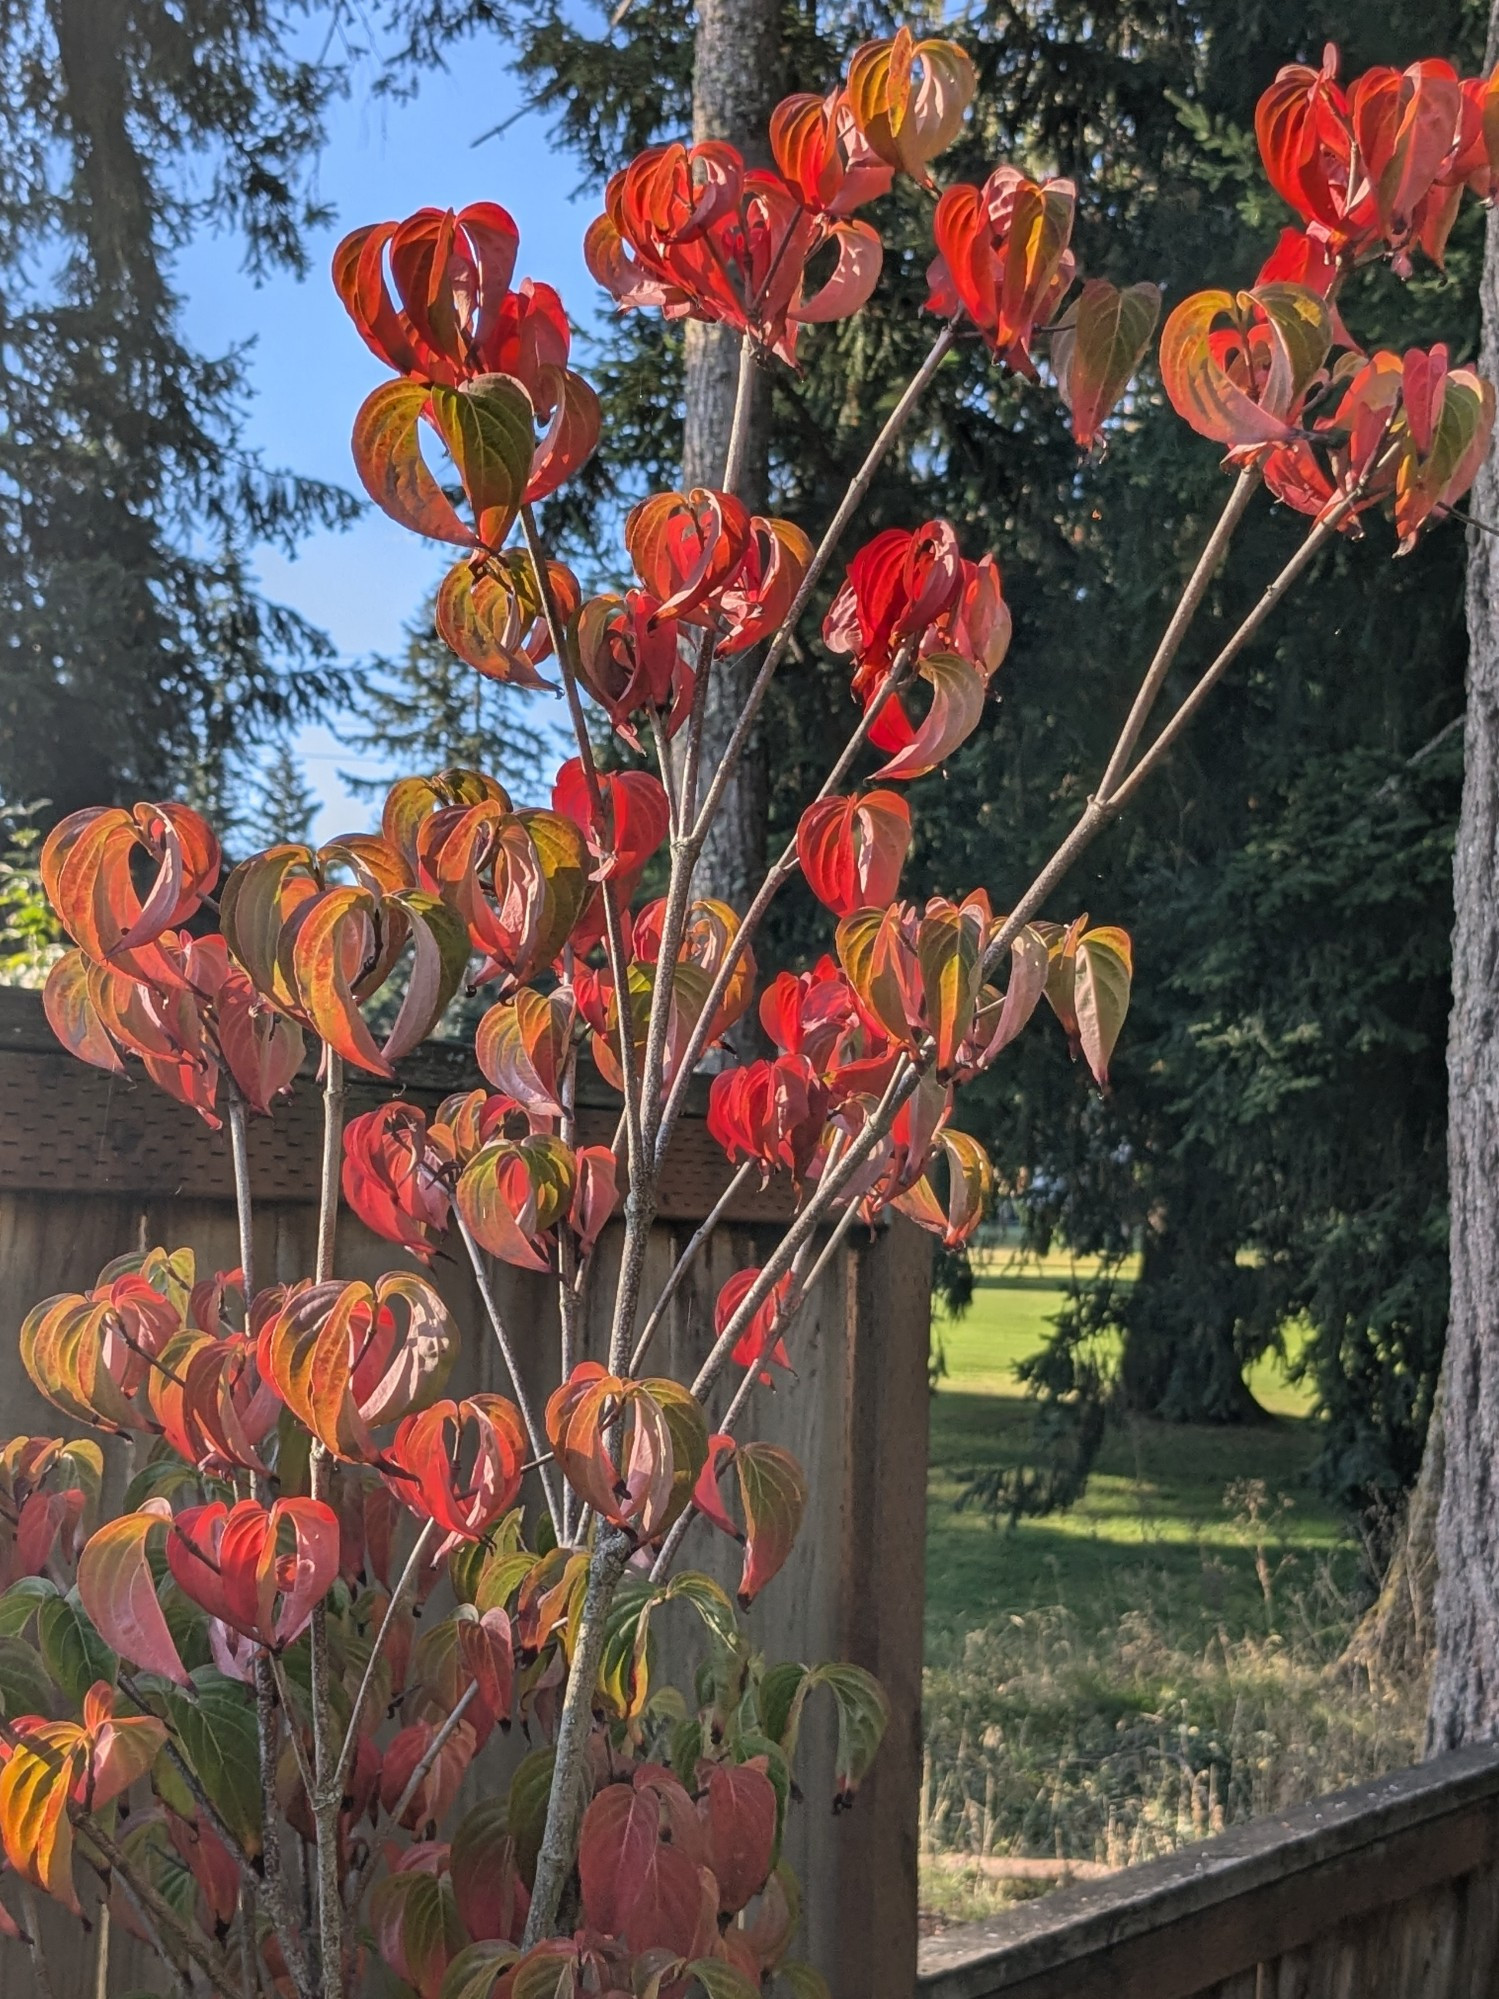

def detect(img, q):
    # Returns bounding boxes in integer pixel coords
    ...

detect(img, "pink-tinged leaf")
[733,1444,806,1606]
[43,951,124,1074]
[696,1759,777,1915]
[352,380,472,546]
[1051,278,1162,450]
[796,790,912,918]
[289,886,394,1078]
[568,1146,618,1253]
[76,1502,191,1686]
[793,219,883,323]
[873,652,987,781]
[578,1775,715,1959]
[1073,925,1133,1087]
[692,1435,742,1543]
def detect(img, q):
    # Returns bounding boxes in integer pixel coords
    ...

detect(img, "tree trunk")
[684,0,781,913]
[1428,0,1499,1752]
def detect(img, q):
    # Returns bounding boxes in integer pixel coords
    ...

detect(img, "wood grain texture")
[917,1746,1499,1999]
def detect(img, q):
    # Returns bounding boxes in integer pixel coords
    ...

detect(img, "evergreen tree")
[339,620,552,802]
[246,737,322,849]
[0,0,356,820]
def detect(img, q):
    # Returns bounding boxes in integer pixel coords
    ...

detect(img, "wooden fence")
[0,986,932,1999]
[917,1744,1499,1999]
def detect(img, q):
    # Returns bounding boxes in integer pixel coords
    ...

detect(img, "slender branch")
[92,1894,110,1999]
[345,1684,482,1914]
[269,1653,316,1806]
[332,1519,437,1797]
[629,1160,756,1376]
[236,1889,258,1999]
[984,498,1354,974]
[18,1881,57,1999]
[1106,509,1345,813]
[94,1859,193,1999]
[688,1054,920,1409]
[455,1215,565,1540]
[305,1444,346,1996]
[82,1811,238,1997]
[226,1085,256,1309]
[315,1050,344,1283]
[556,1034,583,1544]
[254,1654,313,1999]
[653,652,914,1171]
[687,319,957,857]
[675,625,718,837]
[521,1527,632,1944]
[520,501,644,1185]
[1094,469,1258,801]
[721,332,758,498]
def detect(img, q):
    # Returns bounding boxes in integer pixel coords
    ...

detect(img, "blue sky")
[178,22,603,841]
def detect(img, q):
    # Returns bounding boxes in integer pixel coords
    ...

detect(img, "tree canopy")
[0,0,355,821]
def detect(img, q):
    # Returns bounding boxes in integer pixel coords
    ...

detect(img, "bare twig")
[226,1084,256,1309]
[254,1654,313,1999]
[1094,469,1258,800]
[81,1811,238,1997]
[333,1519,438,1796]
[721,331,758,499]
[519,501,644,1185]
[314,1050,344,1284]
[629,1160,756,1375]
[687,319,958,857]
[305,1446,347,1996]
[18,1880,57,1999]
[652,652,914,1170]
[455,1215,565,1540]
[345,1683,482,1914]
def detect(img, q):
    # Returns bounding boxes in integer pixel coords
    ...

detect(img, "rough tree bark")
[1428,0,1499,1752]
[683,0,781,912]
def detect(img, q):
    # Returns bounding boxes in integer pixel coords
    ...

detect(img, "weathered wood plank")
[917,1746,1499,1999]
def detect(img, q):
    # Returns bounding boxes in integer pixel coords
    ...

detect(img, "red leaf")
[697,1760,777,1914]
[578,1775,716,1959]
[796,789,911,917]
[351,379,473,545]
[76,1501,191,1685]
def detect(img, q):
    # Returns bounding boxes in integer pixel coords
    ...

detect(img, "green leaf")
[39,1586,116,1705]
[657,1572,741,1656]
[756,1660,888,1804]
[1073,926,1133,1088]
[0,1634,57,1719]
[0,1575,59,1638]
[123,1458,206,1514]
[804,1663,889,1802]
[756,1661,807,1749]
[429,374,535,551]
[163,1669,264,1856]
[778,1964,832,1999]
[688,1963,761,1999]
[508,1746,555,1890]
[441,1942,520,1999]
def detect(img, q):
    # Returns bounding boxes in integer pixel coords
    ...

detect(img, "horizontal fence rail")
[917,1745,1499,1999]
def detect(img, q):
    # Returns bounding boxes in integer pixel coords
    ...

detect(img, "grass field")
[920,1249,1423,1927]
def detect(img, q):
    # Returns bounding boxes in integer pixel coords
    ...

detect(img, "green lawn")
[919,1251,1419,1922]
[926,1249,1348,1644]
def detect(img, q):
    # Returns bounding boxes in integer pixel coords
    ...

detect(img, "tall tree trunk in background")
[1428,0,1499,1753]
[683,0,781,911]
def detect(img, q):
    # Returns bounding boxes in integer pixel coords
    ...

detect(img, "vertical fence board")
[0,991,930,1997]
